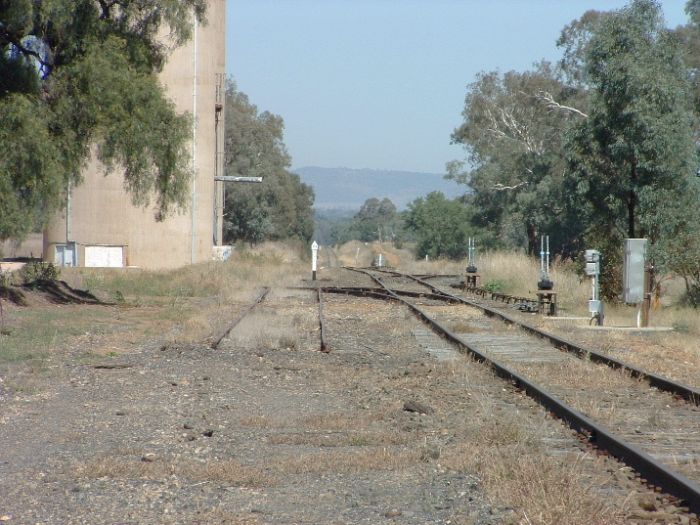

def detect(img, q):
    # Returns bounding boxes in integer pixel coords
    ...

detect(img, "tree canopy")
[404,192,474,260]
[564,0,697,296]
[448,62,585,256]
[0,0,205,240]
[329,197,403,244]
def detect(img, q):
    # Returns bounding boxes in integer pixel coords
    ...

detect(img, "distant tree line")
[328,197,404,245]
[321,192,478,260]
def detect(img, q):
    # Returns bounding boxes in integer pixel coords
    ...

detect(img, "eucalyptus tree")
[565,0,698,297]
[448,62,585,255]
[350,197,401,242]
[0,0,206,240]
[403,192,474,260]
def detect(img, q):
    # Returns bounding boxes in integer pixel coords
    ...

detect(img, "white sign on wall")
[85,246,124,268]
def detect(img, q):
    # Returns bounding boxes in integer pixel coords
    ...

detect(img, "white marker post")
[311,241,319,281]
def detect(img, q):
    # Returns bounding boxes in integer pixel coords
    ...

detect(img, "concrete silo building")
[43,1,226,269]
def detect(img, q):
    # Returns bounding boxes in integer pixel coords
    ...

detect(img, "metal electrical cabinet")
[623,238,647,304]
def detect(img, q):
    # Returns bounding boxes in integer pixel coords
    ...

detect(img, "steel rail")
[320,286,460,303]
[290,285,459,303]
[371,268,700,406]
[317,284,329,353]
[210,287,270,349]
[347,267,700,513]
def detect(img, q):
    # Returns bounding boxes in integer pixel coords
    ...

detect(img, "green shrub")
[483,279,506,293]
[20,262,59,284]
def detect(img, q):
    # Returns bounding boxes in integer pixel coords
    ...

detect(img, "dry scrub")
[75,456,270,487]
[439,401,628,525]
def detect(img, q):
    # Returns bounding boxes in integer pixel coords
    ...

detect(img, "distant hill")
[293,166,466,210]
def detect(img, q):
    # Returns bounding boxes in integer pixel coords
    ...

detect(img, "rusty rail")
[210,287,270,349]
[317,284,329,353]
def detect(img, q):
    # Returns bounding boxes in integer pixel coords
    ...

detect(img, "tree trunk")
[526,222,538,256]
[628,160,637,238]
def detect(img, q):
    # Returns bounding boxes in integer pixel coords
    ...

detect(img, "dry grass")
[0,304,122,395]
[442,249,700,386]
[75,446,419,484]
[75,456,270,487]
[237,414,293,429]
[242,408,405,447]
[268,447,420,475]
[12,242,681,523]
[301,411,389,431]
[395,254,464,276]
[55,242,312,347]
[61,241,308,305]
[0,242,312,395]
[439,407,627,525]
[267,431,407,447]
[518,359,641,395]
[190,510,263,525]
[472,251,588,312]
[537,305,700,387]
[467,448,623,525]
[226,307,317,352]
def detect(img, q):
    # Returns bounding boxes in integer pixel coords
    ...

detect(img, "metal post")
[585,249,603,326]
[466,237,478,275]
[641,265,652,328]
[538,235,553,291]
[540,235,545,277]
[311,241,318,281]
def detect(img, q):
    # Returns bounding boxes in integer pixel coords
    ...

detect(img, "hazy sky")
[227,1,690,174]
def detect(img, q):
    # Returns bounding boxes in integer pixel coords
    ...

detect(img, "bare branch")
[536,91,588,119]
[492,181,529,191]
[483,103,545,155]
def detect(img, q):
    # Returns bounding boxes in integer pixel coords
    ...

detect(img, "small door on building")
[85,246,124,268]
[54,244,76,267]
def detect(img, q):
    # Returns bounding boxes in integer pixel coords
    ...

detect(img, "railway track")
[374,267,700,405]
[323,266,700,515]
[209,287,269,349]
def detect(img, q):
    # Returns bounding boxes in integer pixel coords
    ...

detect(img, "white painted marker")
[311,241,319,281]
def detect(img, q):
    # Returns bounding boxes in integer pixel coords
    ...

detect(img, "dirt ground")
[0,264,696,524]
